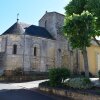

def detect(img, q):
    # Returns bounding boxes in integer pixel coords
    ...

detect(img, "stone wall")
[0,34,57,73]
[39,86,100,100]
[39,12,79,73]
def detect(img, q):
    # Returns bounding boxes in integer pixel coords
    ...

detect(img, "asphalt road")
[0,89,55,100]
[0,79,98,100]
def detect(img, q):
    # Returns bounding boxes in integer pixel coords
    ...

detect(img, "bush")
[65,77,93,89]
[61,68,70,82]
[49,68,70,87]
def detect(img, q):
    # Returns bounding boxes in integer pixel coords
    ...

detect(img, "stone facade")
[0,12,78,75]
[39,12,79,71]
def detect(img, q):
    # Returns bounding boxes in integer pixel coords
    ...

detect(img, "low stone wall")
[39,86,100,100]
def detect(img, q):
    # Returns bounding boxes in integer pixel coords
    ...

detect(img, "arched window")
[34,47,37,56]
[13,44,17,54]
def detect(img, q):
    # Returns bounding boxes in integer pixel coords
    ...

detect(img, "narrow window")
[45,20,47,28]
[58,49,61,53]
[13,44,17,54]
[34,47,37,56]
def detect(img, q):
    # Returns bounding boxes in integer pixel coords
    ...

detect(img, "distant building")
[0,11,99,76]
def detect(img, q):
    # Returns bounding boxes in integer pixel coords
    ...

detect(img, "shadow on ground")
[0,89,55,100]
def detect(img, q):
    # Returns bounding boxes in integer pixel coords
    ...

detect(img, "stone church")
[0,11,79,75]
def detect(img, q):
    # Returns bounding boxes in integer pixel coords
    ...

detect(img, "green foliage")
[65,0,87,15]
[65,0,100,29]
[49,68,62,87]
[49,68,70,87]
[65,77,93,89]
[64,0,100,77]
[85,0,100,30]
[64,11,97,50]
[61,67,70,82]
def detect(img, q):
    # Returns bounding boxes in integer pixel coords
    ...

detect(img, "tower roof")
[3,22,24,35]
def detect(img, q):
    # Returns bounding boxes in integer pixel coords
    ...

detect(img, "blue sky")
[0,0,70,34]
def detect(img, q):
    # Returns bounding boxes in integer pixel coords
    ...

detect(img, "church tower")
[39,12,68,68]
[39,11,64,39]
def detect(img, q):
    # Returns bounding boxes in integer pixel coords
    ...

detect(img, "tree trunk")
[82,47,89,77]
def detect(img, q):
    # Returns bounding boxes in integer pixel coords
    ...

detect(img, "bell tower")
[39,12,64,39]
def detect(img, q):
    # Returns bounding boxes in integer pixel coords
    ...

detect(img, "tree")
[65,0,87,15]
[64,11,98,77]
[64,0,100,77]
[65,0,100,44]
[86,0,100,30]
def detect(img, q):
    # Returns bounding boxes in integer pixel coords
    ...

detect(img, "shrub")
[49,68,70,87]
[60,67,70,82]
[49,68,61,87]
[65,77,93,89]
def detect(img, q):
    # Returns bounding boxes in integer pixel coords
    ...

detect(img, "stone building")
[0,11,79,75]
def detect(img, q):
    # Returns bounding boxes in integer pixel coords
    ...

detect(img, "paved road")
[0,79,48,90]
[0,78,98,100]
[0,79,74,100]
[0,89,56,100]
[0,78,98,90]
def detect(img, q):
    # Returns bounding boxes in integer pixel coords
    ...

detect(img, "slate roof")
[3,22,24,35]
[25,25,54,39]
[2,22,54,39]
